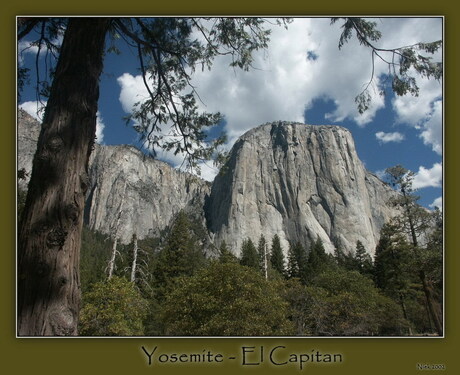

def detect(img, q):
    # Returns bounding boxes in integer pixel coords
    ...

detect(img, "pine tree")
[354,240,373,276]
[270,234,285,276]
[385,165,443,335]
[304,237,331,284]
[153,211,206,297]
[287,241,308,280]
[219,241,238,264]
[240,238,259,269]
[373,222,413,333]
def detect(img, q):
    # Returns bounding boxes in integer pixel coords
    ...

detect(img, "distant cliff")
[18,111,398,256]
[85,143,210,243]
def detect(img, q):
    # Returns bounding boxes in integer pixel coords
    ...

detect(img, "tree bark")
[18,18,111,336]
[419,270,443,335]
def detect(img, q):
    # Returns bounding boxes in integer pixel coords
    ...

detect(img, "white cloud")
[19,101,45,121]
[196,162,219,182]
[189,18,392,139]
[19,100,105,144]
[413,163,442,189]
[116,17,443,176]
[95,111,106,144]
[419,100,443,155]
[429,196,442,211]
[375,131,405,143]
[190,17,442,141]
[117,73,150,113]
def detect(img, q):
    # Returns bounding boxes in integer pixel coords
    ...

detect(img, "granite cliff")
[18,111,398,256]
[205,121,398,255]
[85,144,210,243]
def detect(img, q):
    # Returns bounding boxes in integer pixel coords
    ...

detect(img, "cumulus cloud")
[375,131,405,143]
[412,163,442,189]
[187,18,390,142]
[419,100,443,155]
[17,40,40,65]
[189,17,442,144]
[19,100,106,144]
[117,73,150,113]
[116,17,443,175]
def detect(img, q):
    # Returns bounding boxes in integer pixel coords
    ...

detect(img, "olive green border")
[1,1,458,374]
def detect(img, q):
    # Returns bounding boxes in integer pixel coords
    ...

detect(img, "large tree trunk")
[18,18,111,336]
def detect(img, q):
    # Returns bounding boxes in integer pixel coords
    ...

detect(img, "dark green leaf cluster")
[331,17,382,50]
[152,210,207,298]
[240,238,259,269]
[270,234,286,276]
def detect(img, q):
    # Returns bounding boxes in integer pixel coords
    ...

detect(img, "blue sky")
[18,17,443,210]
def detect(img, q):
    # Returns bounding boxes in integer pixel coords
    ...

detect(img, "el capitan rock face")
[205,121,398,255]
[85,144,210,244]
[18,111,398,256]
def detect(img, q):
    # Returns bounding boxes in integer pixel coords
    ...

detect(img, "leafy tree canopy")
[79,276,148,336]
[285,269,408,336]
[160,261,294,336]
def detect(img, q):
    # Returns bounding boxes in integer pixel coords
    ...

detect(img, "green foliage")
[79,276,148,336]
[80,227,114,293]
[332,18,382,50]
[373,223,413,297]
[332,240,374,280]
[270,234,285,276]
[160,262,294,336]
[240,238,259,269]
[285,269,408,336]
[304,237,334,284]
[373,217,443,335]
[218,241,238,264]
[351,240,373,276]
[153,211,207,297]
[422,209,443,294]
[287,241,308,281]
